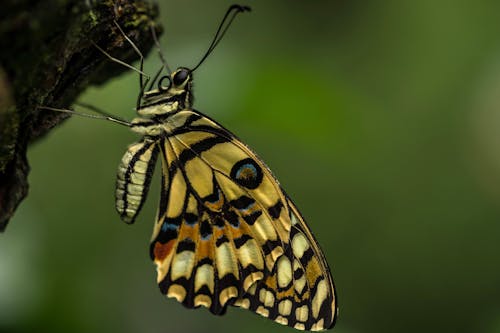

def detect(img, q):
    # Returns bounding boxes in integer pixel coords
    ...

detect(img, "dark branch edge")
[0,0,162,231]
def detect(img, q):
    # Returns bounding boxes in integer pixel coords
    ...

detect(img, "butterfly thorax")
[130,67,193,137]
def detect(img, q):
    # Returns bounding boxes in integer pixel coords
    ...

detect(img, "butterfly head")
[140,67,194,113]
[138,4,250,116]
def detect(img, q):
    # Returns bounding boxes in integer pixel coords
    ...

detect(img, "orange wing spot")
[178,223,197,240]
[305,257,322,286]
[276,288,296,299]
[213,226,225,239]
[154,240,176,261]
[263,274,277,289]
[228,224,245,239]
[204,189,225,212]
[198,238,213,259]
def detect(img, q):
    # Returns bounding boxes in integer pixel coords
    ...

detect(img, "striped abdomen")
[116,140,159,224]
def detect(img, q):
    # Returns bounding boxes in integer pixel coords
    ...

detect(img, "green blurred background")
[2,0,500,332]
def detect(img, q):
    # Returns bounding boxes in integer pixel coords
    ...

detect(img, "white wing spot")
[194,263,214,293]
[234,298,250,309]
[292,233,310,259]
[259,288,275,308]
[171,251,195,281]
[312,279,328,318]
[277,256,293,288]
[256,305,269,317]
[194,294,212,308]
[295,305,309,322]
[167,284,186,302]
[294,323,305,330]
[311,318,325,331]
[278,299,292,316]
[219,286,238,306]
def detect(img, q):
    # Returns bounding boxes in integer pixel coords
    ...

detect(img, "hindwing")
[149,110,337,330]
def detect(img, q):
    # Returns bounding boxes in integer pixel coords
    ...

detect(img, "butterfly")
[46,4,337,331]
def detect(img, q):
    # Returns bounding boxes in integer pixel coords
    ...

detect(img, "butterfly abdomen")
[116,140,159,224]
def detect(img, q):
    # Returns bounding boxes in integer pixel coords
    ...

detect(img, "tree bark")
[0,0,161,231]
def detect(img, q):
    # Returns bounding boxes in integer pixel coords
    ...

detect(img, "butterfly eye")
[173,69,189,86]
[158,75,171,91]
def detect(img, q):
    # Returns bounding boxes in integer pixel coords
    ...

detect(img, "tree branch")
[0,0,161,231]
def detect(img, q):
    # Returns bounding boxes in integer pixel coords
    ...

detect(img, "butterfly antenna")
[191,4,251,72]
[108,20,156,108]
[38,106,131,127]
[113,20,150,90]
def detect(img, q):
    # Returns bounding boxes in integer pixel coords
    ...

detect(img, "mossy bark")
[0,0,161,231]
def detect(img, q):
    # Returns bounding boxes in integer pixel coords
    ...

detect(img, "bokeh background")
[2,1,500,332]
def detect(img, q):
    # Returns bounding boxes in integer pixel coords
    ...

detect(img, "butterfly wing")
[150,110,337,330]
[233,198,338,330]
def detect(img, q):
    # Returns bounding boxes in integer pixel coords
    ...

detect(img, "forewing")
[150,110,337,330]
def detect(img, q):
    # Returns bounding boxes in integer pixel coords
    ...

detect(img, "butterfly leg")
[72,101,129,123]
[36,106,131,126]
[111,20,151,103]
[90,20,151,109]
